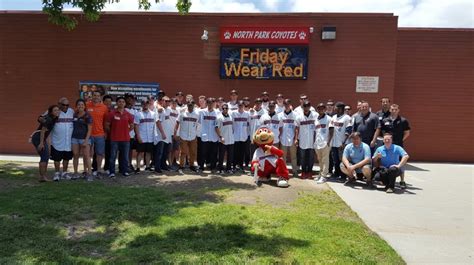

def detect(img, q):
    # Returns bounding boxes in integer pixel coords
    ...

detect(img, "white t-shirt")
[296,111,317,149]
[199,109,219,142]
[231,110,250,142]
[314,114,332,149]
[249,108,267,139]
[51,108,74,151]
[177,110,199,141]
[330,114,353,147]
[134,110,156,143]
[259,112,282,144]
[279,110,297,147]
[217,114,234,145]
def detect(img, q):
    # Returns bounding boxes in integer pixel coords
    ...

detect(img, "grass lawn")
[0,161,404,264]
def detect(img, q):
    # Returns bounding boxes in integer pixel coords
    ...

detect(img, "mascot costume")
[250,127,290,187]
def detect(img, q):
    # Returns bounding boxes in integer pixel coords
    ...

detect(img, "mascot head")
[253,127,274,147]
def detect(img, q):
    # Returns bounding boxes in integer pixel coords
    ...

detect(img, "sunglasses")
[165,100,171,102]
[61,103,69,107]
[222,107,228,109]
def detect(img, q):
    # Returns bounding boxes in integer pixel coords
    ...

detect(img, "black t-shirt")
[353,112,380,144]
[381,115,410,146]
[376,110,390,121]
[72,112,93,139]
[32,115,57,146]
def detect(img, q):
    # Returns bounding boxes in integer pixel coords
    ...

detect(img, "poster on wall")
[79,81,160,106]
[220,46,308,80]
[356,76,379,93]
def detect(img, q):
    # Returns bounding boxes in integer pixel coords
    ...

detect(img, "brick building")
[0,12,472,162]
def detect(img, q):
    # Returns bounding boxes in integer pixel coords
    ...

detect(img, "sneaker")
[400,181,407,189]
[87,175,94,182]
[109,173,115,178]
[70,173,79,180]
[92,171,98,177]
[386,188,394,193]
[344,177,356,185]
[134,168,141,174]
[178,169,184,175]
[104,170,110,175]
[53,172,60,182]
[154,169,163,174]
[277,177,289,188]
[316,176,327,184]
[196,168,203,174]
[366,180,376,189]
[217,170,223,175]
[122,172,130,177]
[145,166,152,171]
[61,172,71,180]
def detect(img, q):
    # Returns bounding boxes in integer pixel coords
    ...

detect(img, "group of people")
[31,89,411,193]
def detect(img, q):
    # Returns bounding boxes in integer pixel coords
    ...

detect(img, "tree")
[42,0,192,30]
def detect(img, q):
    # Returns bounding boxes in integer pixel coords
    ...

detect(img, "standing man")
[50,97,74,181]
[261,91,270,111]
[373,133,410,193]
[174,101,199,174]
[352,100,381,153]
[125,93,138,172]
[380,103,411,189]
[153,100,167,174]
[168,98,180,170]
[87,91,108,177]
[105,97,134,178]
[314,103,333,184]
[216,103,235,174]
[102,95,113,173]
[198,98,219,173]
[259,101,282,147]
[134,100,156,172]
[228,89,239,111]
[376,97,391,121]
[231,100,250,173]
[279,99,298,177]
[340,132,373,187]
[275,93,285,114]
[159,96,174,170]
[330,102,353,182]
[295,101,317,179]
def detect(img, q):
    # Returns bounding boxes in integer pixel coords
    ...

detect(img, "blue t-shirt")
[343,143,371,164]
[374,144,408,168]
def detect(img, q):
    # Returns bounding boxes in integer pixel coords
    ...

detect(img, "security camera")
[201,30,208,41]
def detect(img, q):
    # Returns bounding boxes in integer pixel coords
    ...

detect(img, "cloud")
[290,0,473,28]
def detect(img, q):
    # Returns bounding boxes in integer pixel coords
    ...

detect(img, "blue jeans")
[110,141,130,175]
[154,141,166,171]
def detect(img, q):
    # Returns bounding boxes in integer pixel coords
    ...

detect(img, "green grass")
[0,162,404,264]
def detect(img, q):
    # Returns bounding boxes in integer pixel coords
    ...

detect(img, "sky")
[0,0,472,28]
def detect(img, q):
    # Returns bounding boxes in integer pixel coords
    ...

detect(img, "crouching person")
[372,133,409,193]
[340,132,373,188]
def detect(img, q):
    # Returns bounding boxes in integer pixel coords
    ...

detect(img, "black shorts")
[130,138,137,150]
[50,145,73,162]
[137,142,154,153]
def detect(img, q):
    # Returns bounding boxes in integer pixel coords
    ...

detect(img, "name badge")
[114,116,121,120]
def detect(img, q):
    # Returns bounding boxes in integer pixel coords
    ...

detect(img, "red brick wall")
[394,28,474,162]
[0,12,399,155]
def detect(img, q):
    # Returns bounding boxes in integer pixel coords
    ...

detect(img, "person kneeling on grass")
[372,132,409,193]
[340,132,374,188]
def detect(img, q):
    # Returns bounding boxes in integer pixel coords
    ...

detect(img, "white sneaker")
[109,173,115,178]
[277,178,289,188]
[92,171,98,177]
[61,172,71,180]
[53,172,60,182]
[316,176,327,184]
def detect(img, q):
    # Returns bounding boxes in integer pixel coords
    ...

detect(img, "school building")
[0,11,472,162]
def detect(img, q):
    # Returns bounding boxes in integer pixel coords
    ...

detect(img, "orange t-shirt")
[86,101,108,137]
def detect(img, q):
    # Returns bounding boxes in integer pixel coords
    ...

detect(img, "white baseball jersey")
[199,109,219,142]
[279,110,297,147]
[154,108,166,144]
[259,112,282,144]
[196,107,206,138]
[217,114,234,145]
[296,111,317,149]
[261,101,270,111]
[314,114,332,149]
[249,108,267,139]
[294,105,316,118]
[231,110,250,142]
[227,101,238,112]
[51,108,74,151]
[160,108,174,144]
[252,147,278,170]
[125,107,138,138]
[330,114,353,147]
[134,110,156,143]
[177,110,199,141]
[168,107,179,131]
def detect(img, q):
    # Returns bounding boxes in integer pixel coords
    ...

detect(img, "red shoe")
[307,172,313,179]
[299,172,306,179]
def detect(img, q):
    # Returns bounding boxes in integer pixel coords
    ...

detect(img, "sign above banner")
[220,27,310,44]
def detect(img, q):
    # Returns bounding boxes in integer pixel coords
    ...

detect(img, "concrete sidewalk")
[328,163,473,265]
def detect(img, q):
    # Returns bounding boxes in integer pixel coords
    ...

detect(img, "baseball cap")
[262,91,269,96]
[299,94,308,99]
[316,103,326,109]
[276,93,283,98]
[268,100,276,107]
[335,102,346,108]
[176,91,184,96]
[230,89,238,95]
[255,97,262,103]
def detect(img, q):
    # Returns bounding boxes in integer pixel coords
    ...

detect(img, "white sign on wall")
[356,76,379,93]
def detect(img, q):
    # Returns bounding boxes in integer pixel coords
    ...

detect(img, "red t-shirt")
[107,110,134,142]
